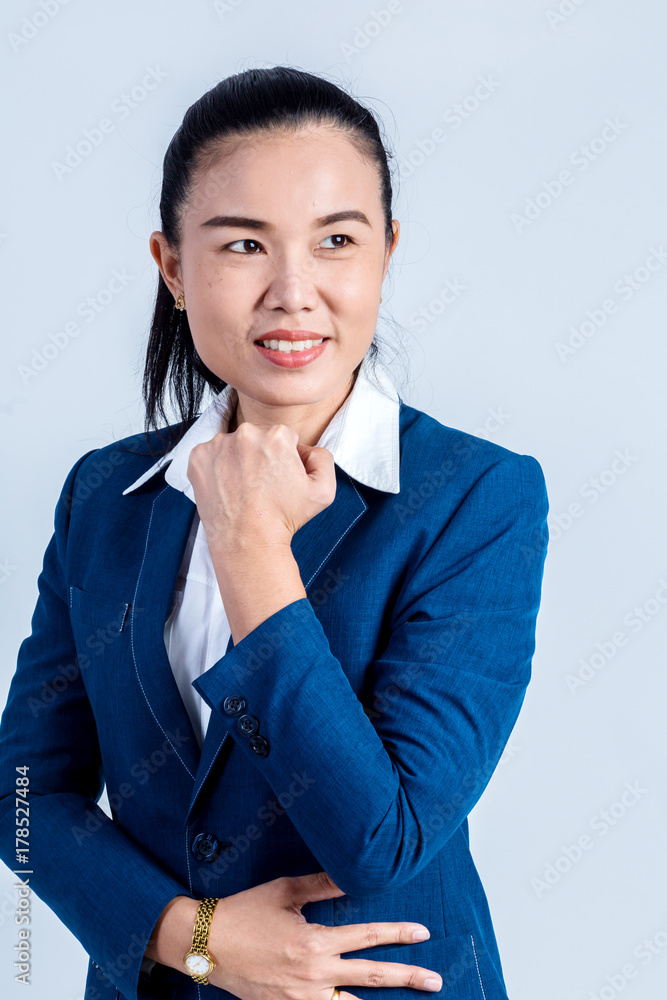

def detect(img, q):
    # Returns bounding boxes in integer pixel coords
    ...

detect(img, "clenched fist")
[187,421,338,551]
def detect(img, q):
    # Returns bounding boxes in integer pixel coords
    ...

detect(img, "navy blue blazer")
[0,397,549,1000]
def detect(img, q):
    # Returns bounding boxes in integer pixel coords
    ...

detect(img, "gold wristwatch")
[183,897,220,984]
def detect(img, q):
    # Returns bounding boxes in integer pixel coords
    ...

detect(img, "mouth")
[253,333,331,368]
[255,337,329,354]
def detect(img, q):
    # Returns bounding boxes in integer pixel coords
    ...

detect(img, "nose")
[262,253,320,313]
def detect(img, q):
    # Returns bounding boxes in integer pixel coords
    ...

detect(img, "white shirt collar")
[122,354,401,499]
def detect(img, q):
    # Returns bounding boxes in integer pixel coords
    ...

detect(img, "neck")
[226,371,358,446]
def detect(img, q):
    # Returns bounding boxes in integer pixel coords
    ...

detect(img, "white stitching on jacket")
[470,935,487,1000]
[305,473,367,589]
[184,823,202,999]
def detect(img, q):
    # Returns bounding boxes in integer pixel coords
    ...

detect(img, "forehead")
[183,125,381,226]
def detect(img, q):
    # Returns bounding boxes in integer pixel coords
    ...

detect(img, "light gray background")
[1,1,666,998]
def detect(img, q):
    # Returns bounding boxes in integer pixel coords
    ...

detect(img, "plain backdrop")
[1,1,666,998]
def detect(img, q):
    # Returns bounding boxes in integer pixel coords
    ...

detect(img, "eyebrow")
[200,209,372,231]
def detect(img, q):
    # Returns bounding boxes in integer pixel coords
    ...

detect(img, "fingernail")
[424,978,442,992]
[412,927,430,941]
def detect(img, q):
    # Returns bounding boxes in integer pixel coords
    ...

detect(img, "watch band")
[183,897,220,984]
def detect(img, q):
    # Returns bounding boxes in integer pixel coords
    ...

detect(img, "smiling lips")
[253,330,330,368]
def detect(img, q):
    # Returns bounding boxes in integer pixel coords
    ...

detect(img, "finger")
[280,871,346,907]
[331,957,442,994]
[300,446,335,483]
[325,921,431,954]
[295,441,315,472]
[315,992,361,1000]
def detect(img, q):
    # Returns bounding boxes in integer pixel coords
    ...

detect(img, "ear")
[382,220,400,280]
[149,231,182,300]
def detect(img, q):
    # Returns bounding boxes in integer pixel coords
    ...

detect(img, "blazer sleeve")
[193,452,550,897]
[0,450,195,1000]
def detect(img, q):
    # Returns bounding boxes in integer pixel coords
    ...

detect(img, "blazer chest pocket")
[69,585,130,633]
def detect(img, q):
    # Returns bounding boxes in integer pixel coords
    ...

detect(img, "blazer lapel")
[131,481,202,782]
[184,466,368,824]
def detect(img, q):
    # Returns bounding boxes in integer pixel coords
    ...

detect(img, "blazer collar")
[122,354,401,498]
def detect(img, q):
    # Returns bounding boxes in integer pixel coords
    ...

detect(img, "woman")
[0,66,549,1000]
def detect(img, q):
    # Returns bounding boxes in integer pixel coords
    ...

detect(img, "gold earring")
[175,292,186,310]
[380,295,383,302]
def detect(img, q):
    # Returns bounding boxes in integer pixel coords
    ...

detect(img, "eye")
[320,234,353,249]
[225,239,263,254]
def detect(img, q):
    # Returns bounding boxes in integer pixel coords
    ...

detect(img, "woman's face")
[151,124,399,412]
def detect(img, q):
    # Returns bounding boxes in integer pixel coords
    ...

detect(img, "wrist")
[206,531,305,644]
[209,531,293,557]
[183,897,221,984]
[145,895,201,972]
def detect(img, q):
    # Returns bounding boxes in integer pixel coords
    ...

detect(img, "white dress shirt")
[122,353,401,751]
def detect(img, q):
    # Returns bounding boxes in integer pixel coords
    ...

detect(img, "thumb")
[282,871,346,909]
[296,443,336,485]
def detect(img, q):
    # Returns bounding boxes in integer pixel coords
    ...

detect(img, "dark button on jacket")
[191,832,221,862]
[249,735,270,757]
[222,695,246,716]
[237,713,260,736]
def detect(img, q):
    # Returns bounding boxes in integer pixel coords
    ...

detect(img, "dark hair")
[138,64,399,457]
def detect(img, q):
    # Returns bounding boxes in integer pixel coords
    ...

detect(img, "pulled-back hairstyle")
[139,64,399,455]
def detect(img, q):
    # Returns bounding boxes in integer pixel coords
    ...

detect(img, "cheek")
[189,271,241,321]
[185,253,232,296]
[341,283,380,318]
[184,288,232,354]
[329,270,374,306]
[330,256,382,297]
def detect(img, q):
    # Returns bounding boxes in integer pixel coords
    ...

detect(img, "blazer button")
[222,696,246,716]
[249,735,270,757]
[237,714,259,736]
[191,832,221,862]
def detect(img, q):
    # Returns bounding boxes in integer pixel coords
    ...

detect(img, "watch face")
[185,953,213,976]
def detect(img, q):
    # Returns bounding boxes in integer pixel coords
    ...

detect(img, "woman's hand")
[206,871,442,999]
[187,422,337,551]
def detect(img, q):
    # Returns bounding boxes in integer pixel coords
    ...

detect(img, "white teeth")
[259,338,324,352]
